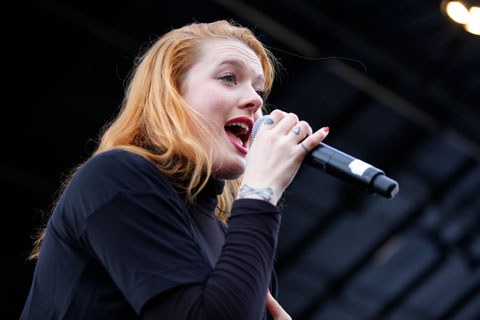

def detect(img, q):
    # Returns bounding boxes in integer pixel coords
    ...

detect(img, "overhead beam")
[212,0,480,161]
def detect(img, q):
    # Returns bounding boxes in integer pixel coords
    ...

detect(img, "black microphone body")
[306,142,399,198]
[252,116,399,198]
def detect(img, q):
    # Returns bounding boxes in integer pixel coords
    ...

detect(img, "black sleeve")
[142,199,281,320]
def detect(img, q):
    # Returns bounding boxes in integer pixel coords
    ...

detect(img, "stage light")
[446,1,470,23]
[465,6,480,34]
[441,0,480,35]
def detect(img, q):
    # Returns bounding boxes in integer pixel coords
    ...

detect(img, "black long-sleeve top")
[20,149,281,319]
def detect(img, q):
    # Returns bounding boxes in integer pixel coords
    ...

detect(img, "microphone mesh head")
[251,115,268,139]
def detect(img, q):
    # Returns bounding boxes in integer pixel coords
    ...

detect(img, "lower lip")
[226,134,248,154]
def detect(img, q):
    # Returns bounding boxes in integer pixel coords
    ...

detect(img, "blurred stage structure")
[6,0,479,319]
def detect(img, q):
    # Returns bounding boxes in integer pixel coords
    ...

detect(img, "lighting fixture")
[441,0,480,35]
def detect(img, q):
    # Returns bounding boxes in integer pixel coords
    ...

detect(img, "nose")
[239,86,263,114]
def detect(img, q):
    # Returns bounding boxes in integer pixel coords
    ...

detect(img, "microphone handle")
[305,143,399,198]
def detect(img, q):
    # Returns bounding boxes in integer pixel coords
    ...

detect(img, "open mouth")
[224,117,253,153]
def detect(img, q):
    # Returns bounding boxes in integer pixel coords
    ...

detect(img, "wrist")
[236,184,281,206]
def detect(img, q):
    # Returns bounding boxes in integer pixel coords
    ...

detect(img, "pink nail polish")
[323,126,330,133]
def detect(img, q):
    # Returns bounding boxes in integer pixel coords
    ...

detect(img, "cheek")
[182,79,214,113]
[203,94,235,125]
[190,88,228,114]
[182,81,234,129]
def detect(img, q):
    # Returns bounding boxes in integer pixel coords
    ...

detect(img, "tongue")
[226,130,243,146]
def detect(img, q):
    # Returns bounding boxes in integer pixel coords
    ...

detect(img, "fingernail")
[323,126,330,133]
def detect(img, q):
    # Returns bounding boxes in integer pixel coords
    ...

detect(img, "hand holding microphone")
[252,114,399,199]
[239,110,329,205]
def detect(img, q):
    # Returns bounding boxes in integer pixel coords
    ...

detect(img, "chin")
[213,159,246,180]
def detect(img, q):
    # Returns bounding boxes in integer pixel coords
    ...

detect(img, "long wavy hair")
[29,20,276,259]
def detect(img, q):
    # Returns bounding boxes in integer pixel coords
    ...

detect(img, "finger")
[288,120,312,142]
[267,109,287,123]
[300,141,310,153]
[272,113,299,136]
[253,110,287,142]
[259,109,286,130]
[300,126,329,153]
[266,291,292,320]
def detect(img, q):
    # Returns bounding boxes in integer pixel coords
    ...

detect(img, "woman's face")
[182,38,265,180]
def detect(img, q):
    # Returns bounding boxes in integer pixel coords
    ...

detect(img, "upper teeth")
[226,122,249,133]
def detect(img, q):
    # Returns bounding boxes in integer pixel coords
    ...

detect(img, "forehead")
[196,38,264,81]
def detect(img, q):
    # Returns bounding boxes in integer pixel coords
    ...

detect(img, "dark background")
[5,0,480,319]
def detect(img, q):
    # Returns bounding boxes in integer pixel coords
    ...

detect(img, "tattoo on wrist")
[238,185,274,202]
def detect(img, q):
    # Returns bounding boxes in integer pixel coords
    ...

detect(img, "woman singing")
[21,20,329,319]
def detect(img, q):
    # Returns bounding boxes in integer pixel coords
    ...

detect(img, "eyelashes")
[219,73,266,100]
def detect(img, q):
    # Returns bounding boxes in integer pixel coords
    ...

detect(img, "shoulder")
[54,149,184,231]
[61,149,178,211]
[82,149,156,178]
[78,149,170,192]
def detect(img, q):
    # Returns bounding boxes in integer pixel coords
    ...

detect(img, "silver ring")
[300,142,309,153]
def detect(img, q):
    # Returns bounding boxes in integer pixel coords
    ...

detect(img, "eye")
[219,74,237,85]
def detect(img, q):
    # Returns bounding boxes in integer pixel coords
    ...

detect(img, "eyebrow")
[218,59,265,82]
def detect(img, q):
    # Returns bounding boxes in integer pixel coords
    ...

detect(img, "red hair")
[29,20,277,259]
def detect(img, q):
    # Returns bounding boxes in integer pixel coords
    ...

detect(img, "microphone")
[252,116,399,198]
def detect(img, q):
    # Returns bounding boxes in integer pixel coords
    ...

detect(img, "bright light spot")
[465,7,480,35]
[446,1,471,24]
